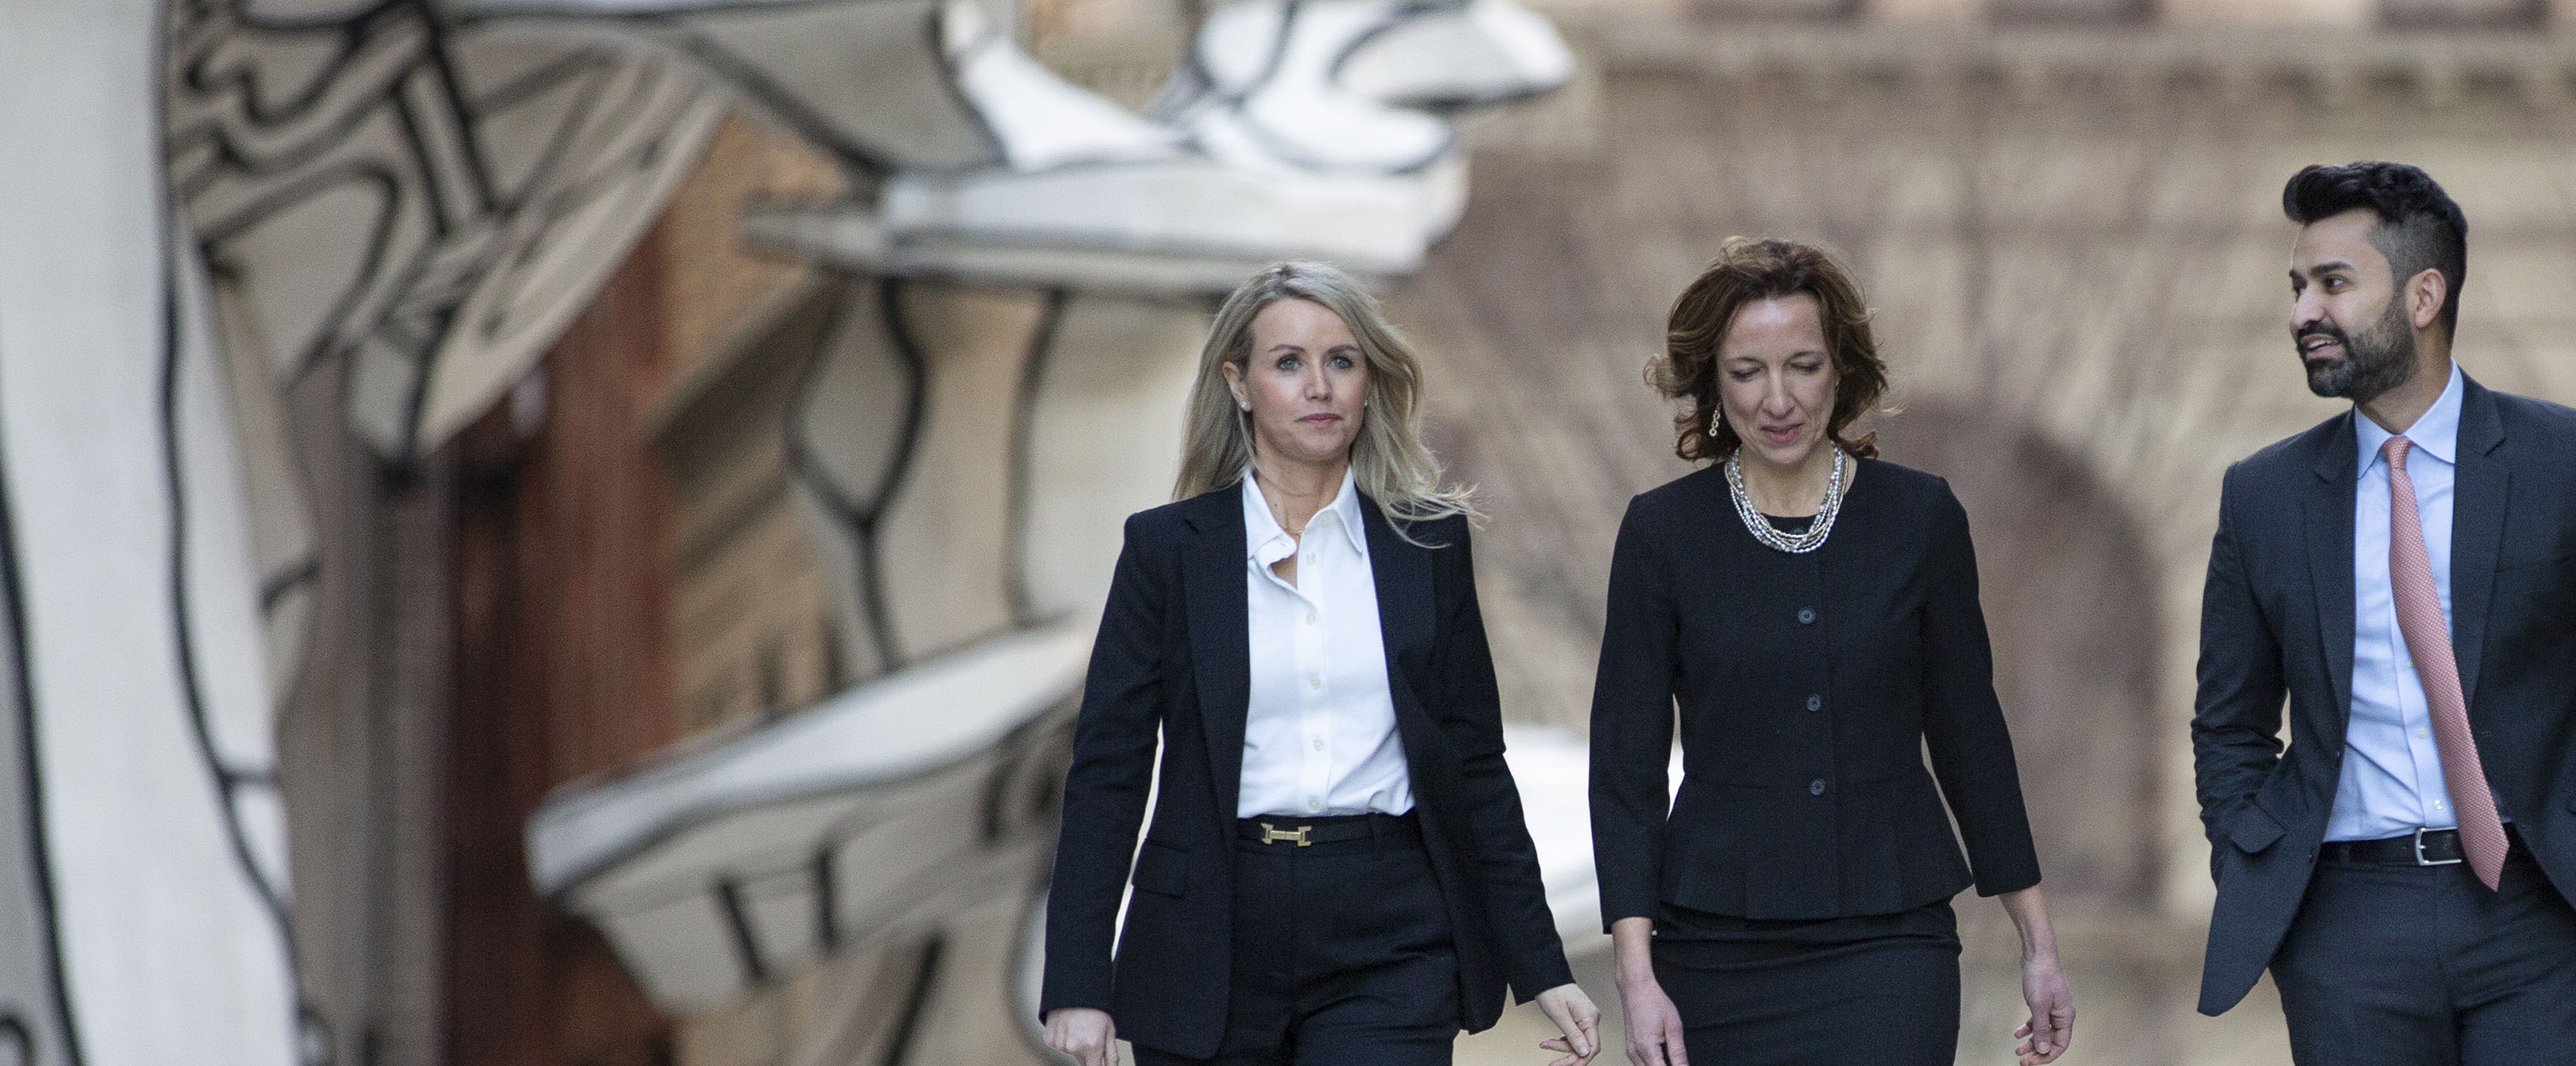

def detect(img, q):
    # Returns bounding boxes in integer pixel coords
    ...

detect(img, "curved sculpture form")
[527,622,1088,1011]
[528,0,1578,1055]
[770,0,1578,286]
[2,6,305,1064]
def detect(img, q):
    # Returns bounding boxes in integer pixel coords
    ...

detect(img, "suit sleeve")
[2190,464,2287,862]
[1430,521,1578,1000]
[1038,513,1169,1019]
[1919,483,2044,896]
[1588,496,1678,929]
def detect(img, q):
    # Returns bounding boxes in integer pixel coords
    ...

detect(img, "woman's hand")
[1044,1006,1117,1066]
[2014,952,2074,1064]
[1997,885,2073,1064]
[1608,917,1687,1066]
[1616,970,1689,1066]
[1533,982,1602,1066]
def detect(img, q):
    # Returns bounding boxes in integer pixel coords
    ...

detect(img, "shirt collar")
[1240,466,1367,562]
[2355,361,2464,479]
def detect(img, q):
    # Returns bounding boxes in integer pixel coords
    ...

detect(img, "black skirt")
[1650,898,1962,1066]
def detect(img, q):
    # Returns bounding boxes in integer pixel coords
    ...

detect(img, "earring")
[1707,410,1721,438]
[1239,402,1250,411]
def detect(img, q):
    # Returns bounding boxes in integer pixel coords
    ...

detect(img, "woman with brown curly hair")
[1587,239,2074,1066]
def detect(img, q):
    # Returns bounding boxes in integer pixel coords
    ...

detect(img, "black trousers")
[1131,817,1459,1066]
[2270,834,2576,1065]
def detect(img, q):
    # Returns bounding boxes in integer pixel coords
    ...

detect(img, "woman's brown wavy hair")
[1649,237,1888,464]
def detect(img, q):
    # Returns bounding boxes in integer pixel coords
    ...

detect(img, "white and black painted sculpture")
[0,1,1571,1062]
[528,1,1575,1046]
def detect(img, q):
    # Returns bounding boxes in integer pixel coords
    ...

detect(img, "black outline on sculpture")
[172,0,715,460]
[0,444,86,1066]
[157,58,334,1062]
[784,278,932,675]
[714,877,770,985]
[1163,0,1456,175]
[163,262,299,942]
[494,0,1021,179]
[533,684,1077,1017]
[258,558,323,614]
[878,934,944,1066]
[624,12,906,177]
[0,1016,29,1063]
[1000,288,1069,624]
[1326,0,1564,109]
[809,846,840,952]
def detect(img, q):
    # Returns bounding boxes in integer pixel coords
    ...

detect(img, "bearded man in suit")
[2192,160,2576,1063]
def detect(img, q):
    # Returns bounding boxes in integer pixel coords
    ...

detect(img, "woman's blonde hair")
[1173,262,1475,531]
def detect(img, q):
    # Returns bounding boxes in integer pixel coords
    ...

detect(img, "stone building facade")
[1406,3,2576,1062]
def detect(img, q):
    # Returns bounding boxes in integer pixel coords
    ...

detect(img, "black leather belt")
[2320,827,2463,866]
[1235,812,1419,847]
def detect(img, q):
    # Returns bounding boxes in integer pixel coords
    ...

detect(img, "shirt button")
[2416,728,2429,738]
[1305,796,1323,812]
[1308,674,1323,690]
[1305,609,1318,625]
[1797,608,1817,624]
[1311,736,1325,752]
[1806,694,1823,712]
[1809,778,1827,796]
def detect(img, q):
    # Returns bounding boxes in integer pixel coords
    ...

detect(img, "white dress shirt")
[2328,362,2477,841]
[1236,469,1414,819]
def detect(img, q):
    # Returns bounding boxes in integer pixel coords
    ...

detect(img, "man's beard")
[2299,298,2417,403]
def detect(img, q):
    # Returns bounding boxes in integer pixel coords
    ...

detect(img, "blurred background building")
[9,1,2576,1065]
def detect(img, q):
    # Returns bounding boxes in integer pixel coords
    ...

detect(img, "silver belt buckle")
[2413,826,2462,866]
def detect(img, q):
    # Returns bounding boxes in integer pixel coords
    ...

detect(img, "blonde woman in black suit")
[1041,262,1599,1066]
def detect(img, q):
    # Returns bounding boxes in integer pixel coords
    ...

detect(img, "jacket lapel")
[2449,376,2508,711]
[1181,489,1252,819]
[2306,413,2358,732]
[1360,495,1435,714]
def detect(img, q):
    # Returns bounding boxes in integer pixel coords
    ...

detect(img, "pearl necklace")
[1725,446,1845,554]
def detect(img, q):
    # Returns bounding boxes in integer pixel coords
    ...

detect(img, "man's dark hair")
[2283,162,2469,340]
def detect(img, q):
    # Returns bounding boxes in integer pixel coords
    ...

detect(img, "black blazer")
[1039,485,1575,1058]
[1589,460,2041,928]
[2191,375,2576,1015]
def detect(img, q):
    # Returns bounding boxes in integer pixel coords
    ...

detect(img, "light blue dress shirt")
[2326,363,2469,842]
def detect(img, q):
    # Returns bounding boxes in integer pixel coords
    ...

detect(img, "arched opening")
[1876,403,2164,906]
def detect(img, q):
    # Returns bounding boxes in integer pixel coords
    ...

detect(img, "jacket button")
[1806,694,1823,712]
[1797,608,1817,624]
[1809,778,1827,796]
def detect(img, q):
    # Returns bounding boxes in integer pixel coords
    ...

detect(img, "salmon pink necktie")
[2383,434,2508,890]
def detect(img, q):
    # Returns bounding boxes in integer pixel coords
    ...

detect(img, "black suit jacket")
[2192,375,2576,1015]
[1038,485,1575,1057]
[1589,460,2042,928]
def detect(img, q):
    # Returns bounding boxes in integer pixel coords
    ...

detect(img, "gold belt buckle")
[1260,822,1312,847]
